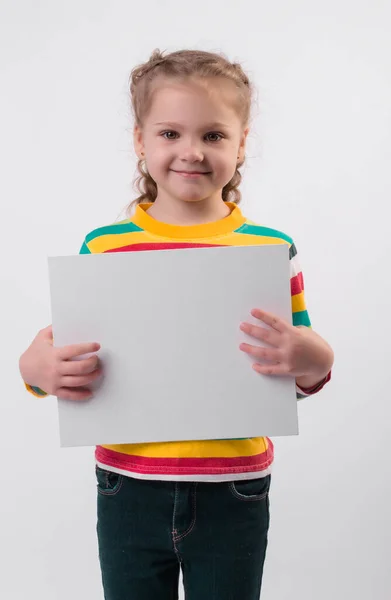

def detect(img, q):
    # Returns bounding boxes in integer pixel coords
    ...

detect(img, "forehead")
[146,78,241,128]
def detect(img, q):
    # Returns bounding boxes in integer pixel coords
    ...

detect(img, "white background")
[1,1,390,598]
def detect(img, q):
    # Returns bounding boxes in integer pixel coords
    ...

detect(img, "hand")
[239,309,334,381]
[19,325,102,401]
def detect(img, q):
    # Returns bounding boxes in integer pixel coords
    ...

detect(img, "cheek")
[146,156,174,186]
[215,153,238,177]
[146,148,169,171]
[215,144,237,164]
[152,147,172,165]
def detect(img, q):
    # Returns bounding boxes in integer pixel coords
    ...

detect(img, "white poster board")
[48,244,298,447]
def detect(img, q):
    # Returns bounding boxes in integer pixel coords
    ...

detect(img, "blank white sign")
[48,244,298,447]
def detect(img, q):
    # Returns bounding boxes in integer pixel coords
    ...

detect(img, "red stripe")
[291,272,304,295]
[95,441,274,475]
[104,242,224,253]
[299,370,332,394]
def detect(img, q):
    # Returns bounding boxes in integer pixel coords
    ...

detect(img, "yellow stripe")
[88,230,153,253]
[208,233,290,247]
[292,291,306,313]
[109,233,289,248]
[156,234,287,247]
[101,437,268,458]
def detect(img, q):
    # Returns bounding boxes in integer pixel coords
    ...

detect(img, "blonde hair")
[127,48,253,214]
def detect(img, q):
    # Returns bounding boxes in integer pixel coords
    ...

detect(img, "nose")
[179,141,204,163]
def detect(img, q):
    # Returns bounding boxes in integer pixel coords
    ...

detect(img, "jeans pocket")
[229,475,271,501]
[96,466,124,496]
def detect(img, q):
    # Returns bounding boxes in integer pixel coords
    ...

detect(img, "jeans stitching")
[229,480,269,502]
[173,483,197,543]
[97,477,124,496]
[172,483,180,556]
[96,468,124,496]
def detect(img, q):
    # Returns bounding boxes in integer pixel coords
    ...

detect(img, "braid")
[222,159,244,204]
[133,158,158,204]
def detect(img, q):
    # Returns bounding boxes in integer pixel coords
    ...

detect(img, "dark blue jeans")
[96,466,271,599]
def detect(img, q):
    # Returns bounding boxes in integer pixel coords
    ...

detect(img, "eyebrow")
[153,121,231,130]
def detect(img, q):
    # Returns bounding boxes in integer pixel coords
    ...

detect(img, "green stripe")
[235,223,294,245]
[31,385,47,397]
[293,310,311,327]
[79,241,91,254]
[85,222,143,244]
[290,243,297,259]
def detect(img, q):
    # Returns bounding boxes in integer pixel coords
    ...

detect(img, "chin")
[166,188,209,203]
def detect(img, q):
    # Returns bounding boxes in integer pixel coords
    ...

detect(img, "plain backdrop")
[1,1,390,599]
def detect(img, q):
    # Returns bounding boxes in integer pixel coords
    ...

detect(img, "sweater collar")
[132,202,246,239]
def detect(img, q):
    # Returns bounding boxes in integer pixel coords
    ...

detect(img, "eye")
[161,130,179,140]
[205,132,223,142]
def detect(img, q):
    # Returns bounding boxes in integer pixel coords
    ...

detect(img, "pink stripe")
[291,272,304,295]
[97,463,273,476]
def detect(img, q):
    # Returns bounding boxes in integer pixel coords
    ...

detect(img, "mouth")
[171,170,210,179]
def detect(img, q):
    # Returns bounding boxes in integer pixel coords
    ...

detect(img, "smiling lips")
[172,170,210,178]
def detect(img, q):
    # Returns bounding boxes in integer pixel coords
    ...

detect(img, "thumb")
[41,324,53,340]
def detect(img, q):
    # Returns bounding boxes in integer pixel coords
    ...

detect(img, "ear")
[238,126,249,163]
[133,125,145,159]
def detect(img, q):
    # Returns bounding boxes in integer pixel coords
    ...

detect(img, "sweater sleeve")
[24,383,48,397]
[290,242,331,399]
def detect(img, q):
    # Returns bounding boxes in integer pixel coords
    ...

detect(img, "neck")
[146,194,231,226]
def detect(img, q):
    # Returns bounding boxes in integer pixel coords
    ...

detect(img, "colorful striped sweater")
[26,202,330,482]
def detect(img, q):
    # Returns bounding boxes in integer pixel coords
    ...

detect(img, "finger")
[60,368,103,388]
[250,309,290,333]
[252,362,289,376]
[58,342,101,361]
[240,322,280,347]
[59,355,100,376]
[239,343,281,363]
[40,325,53,341]
[56,387,94,401]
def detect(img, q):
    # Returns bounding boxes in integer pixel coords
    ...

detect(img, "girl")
[19,49,334,600]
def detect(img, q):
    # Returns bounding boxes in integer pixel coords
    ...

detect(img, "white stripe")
[290,253,302,279]
[95,460,272,482]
